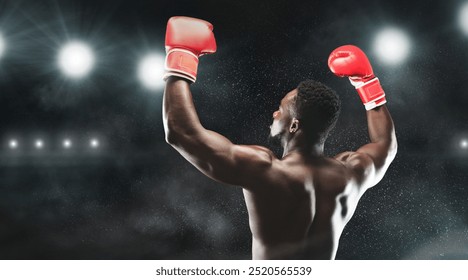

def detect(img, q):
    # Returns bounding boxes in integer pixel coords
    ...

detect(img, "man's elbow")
[163,118,185,145]
[163,115,206,146]
[164,127,181,146]
[164,124,202,147]
[163,118,179,145]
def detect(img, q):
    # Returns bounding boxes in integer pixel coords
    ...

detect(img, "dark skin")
[163,77,397,259]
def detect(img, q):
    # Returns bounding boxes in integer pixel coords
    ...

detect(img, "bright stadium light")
[90,138,99,148]
[0,33,5,59]
[9,139,18,149]
[138,54,165,90]
[63,139,72,149]
[461,139,468,149]
[58,41,95,78]
[35,139,44,149]
[459,2,468,36]
[373,28,411,65]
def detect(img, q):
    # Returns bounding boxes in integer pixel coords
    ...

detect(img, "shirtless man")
[162,16,397,259]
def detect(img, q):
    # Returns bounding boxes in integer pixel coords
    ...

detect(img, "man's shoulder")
[232,145,278,169]
[244,145,275,154]
[235,145,277,159]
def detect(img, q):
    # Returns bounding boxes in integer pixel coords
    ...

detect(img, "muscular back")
[243,153,361,260]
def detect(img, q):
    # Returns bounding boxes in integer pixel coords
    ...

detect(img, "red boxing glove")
[328,45,386,110]
[164,16,217,83]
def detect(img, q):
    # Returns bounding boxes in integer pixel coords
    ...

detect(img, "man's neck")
[282,137,324,158]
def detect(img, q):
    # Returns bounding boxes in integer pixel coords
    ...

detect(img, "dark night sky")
[0,0,467,259]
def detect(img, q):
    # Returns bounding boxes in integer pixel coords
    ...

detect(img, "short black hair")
[294,80,341,143]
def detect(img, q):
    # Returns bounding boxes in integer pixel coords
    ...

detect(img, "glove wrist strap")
[355,77,387,110]
[164,48,199,82]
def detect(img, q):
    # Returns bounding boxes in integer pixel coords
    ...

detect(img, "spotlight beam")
[90,138,99,148]
[373,28,411,66]
[461,139,468,149]
[138,54,165,90]
[35,139,44,149]
[58,41,95,78]
[63,139,72,149]
[9,139,17,149]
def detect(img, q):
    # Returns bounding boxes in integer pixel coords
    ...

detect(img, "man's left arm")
[163,77,274,187]
[162,16,276,188]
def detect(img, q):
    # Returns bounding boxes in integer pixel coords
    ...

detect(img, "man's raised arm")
[358,105,396,177]
[328,45,397,189]
[162,17,274,188]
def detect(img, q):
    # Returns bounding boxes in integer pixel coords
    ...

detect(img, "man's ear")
[289,118,300,133]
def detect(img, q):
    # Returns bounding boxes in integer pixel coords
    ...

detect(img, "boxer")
[163,16,397,259]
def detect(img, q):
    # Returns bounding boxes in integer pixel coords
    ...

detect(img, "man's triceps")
[199,139,275,187]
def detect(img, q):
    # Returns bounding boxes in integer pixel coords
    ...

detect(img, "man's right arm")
[344,105,397,189]
[328,45,397,190]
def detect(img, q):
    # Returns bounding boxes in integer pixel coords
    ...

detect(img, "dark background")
[0,0,467,259]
